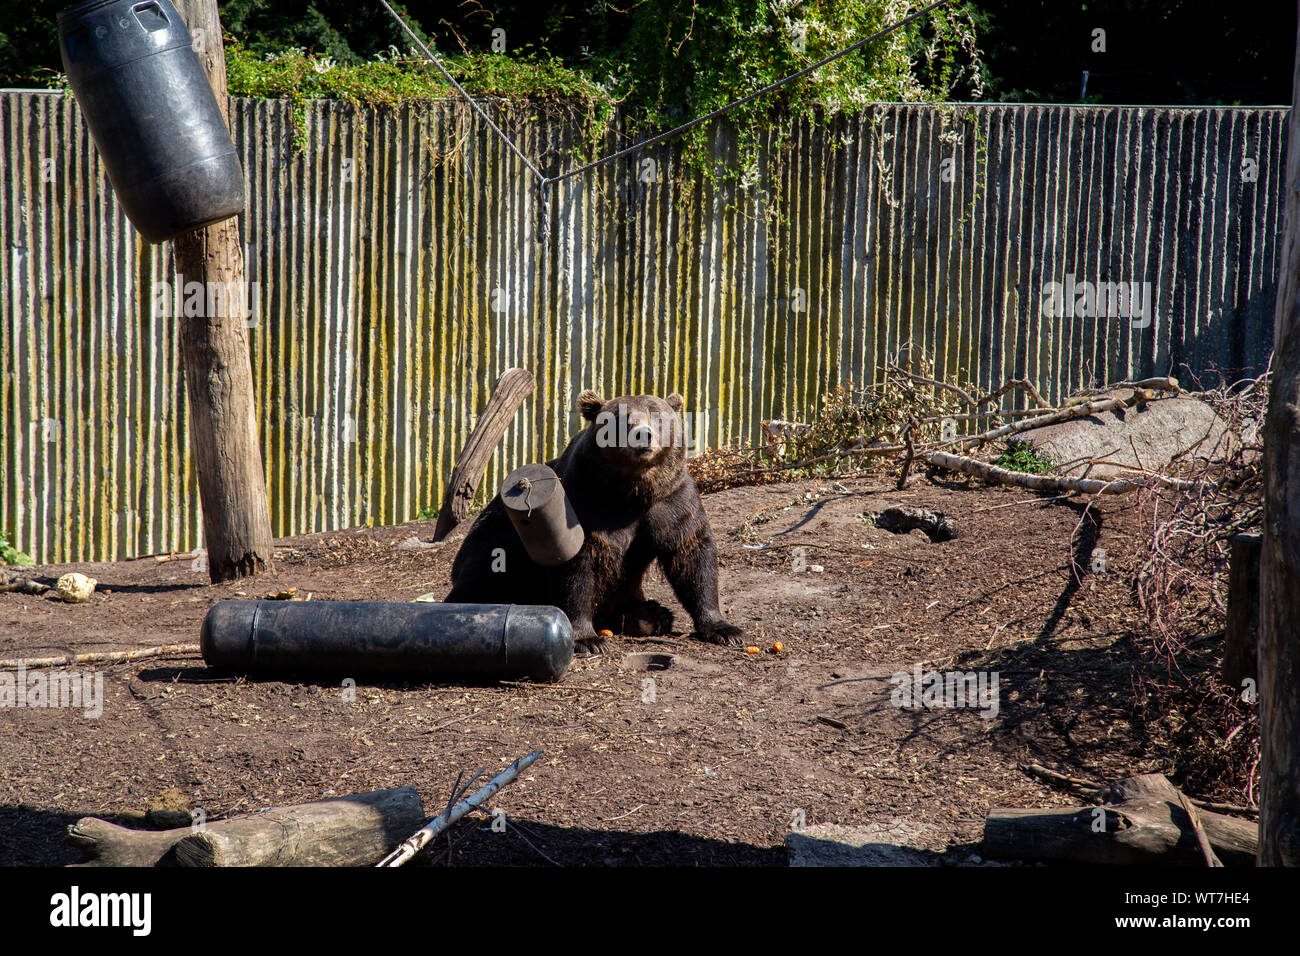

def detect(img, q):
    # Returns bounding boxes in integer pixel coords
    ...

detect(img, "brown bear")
[445,390,744,654]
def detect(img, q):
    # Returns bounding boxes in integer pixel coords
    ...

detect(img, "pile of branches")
[691,356,998,493]
[1136,368,1266,639]
[1130,367,1268,804]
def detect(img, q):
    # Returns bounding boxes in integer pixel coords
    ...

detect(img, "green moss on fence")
[226,40,612,108]
[225,39,617,155]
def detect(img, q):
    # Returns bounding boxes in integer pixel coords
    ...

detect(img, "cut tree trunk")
[66,787,424,867]
[983,774,1257,866]
[172,0,274,583]
[1259,0,1300,868]
[1222,533,1261,689]
[432,368,535,542]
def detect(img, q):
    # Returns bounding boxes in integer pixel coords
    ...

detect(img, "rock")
[55,572,96,603]
[786,821,939,866]
[394,536,439,551]
[1017,392,1236,478]
[146,787,194,830]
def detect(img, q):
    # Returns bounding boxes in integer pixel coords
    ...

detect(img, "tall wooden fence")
[0,93,1286,562]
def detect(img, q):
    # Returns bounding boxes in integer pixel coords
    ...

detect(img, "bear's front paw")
[618,599,675,636]
[696,620,746,646]
[572,622,609,656]
[574,634,610,656]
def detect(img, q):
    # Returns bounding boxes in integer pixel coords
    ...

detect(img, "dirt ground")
[1,473,1171,866]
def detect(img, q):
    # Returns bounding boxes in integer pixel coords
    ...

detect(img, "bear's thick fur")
[445,390,744,654]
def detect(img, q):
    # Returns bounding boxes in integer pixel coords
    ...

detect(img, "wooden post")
[432,368,535,541]
[1222,533,1261,689]
[1258,0,1300,867]
[171,0,274,582]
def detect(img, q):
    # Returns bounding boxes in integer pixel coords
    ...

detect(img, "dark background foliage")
[1,1,1294,104]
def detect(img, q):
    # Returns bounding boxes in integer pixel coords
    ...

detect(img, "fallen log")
[65,820,191,868]
[927,451,1207,494]
[984,774,1257,866]
[951,390,1170,453]
[66,787,424,867]
[432,367,535,542]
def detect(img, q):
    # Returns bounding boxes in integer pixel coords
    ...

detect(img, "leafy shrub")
[992,440,1052,474]
[0,530,33,566]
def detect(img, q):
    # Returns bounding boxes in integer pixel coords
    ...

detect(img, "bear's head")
[577,390,688,485]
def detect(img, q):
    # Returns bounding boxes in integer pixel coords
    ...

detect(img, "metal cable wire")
[380,0,951,187]
[379,0,549,181]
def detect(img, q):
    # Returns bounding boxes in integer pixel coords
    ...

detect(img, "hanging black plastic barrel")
[201,601,575,683]
[58,0,244,242]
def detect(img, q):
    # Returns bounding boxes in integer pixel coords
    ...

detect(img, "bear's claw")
[697,621,746,646]
[574,635,609,656]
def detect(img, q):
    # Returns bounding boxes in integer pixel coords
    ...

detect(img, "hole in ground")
[865,507,956,542]
[622,652,676,672]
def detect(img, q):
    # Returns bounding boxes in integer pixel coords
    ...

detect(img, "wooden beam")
[172,0,274,582]
[1259,0,1300,868]
[1222,533,1261,689]
[432,368,535,542]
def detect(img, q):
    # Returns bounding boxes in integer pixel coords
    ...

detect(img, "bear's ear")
[666,393,684,412]
[578,390,605,422]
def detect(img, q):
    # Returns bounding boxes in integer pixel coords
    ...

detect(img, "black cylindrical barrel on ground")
[201,601,574,683]
[58,0,244,242]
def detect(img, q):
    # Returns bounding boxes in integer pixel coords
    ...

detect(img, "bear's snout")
[628,422,657,452]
